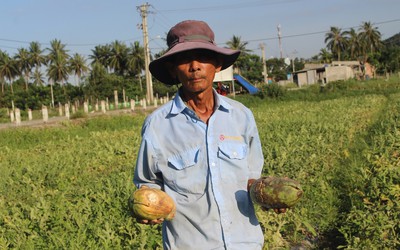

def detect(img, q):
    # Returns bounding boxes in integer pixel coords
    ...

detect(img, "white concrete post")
[130,99,135,111]
[58,102,63,116]
[65,104,70,119]
[15,108,21,126]
[9,109,14,123]
[28,109,33,121]
[114,90,119,109]
[101,100,106,114]
[123,89,126,107]
[42,106,48,123]
[84,102,89,113]
[154,97,158,108]
[143,99,147,110]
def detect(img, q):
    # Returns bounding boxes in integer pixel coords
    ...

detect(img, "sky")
[1,0,400,61]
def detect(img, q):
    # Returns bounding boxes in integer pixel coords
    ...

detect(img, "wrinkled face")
[168,49,222,94]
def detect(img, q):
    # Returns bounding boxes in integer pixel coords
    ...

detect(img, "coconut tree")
[226,35,252,54]
[325,26,347,61]
[127,41,145,90]
[69,53,89,85]
[46,39,70,105]
[226,35,252,74]
[87,61,107,99]
[47,53,69,85]
[47,52,70,106]
[0,51,19,94]
[14,47,32,91]
[32,68,45,86]
[0,50,7,94]
[47,39,69,63]
[90,44,112,72]
[29,41,47,77]
[358,21,382,63]
[319,48,332,63]
[343,28,361,60]
[127,41,145,76]
[109,40,129,75]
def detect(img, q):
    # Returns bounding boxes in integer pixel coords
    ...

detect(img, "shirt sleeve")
[247,111,264,180]
[133,123,163,190]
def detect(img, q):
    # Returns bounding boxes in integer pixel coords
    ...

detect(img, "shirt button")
[211,162,216,167]
[232,151,237,157]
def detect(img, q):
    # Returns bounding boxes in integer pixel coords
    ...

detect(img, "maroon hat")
[149,20,240,85]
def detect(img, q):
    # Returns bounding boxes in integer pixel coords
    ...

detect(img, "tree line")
[0,21,398,111]
[320,21,399,73]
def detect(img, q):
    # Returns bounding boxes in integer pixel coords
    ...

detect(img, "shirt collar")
[215,89,232,112]
[169,88,232,116]
[170,89,187,115]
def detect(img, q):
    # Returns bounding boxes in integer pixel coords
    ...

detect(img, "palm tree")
[127,41,144,75]
[109,40,129,75]
[47,39,69,64]
[69,53,89,85]
[87,61,107,99]
[0,51,19,94]
[47,53,69,85]
[319,48,332,63]
[127,41,145,90]
[90,61,107,83]
[46,39,70,104]
[226,35,252,54]
[325,26,347,61]
[32,68,45,86]
[343,28,361,60]
[29,41,47,75]
[226,35,252,74]
[90,44,112,72]
[47,52,70,106]
[14,47,32,91]
[0,50,7,94]
[358,21,382,63]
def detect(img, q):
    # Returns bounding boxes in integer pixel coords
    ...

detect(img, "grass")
[0,76,399,249]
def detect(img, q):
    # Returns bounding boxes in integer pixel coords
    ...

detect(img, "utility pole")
[291,49,298,73]
[259,43,268,84]
[277,24,283,59]
[138,3,153,103]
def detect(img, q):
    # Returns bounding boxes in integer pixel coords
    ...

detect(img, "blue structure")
[233,74,259,95]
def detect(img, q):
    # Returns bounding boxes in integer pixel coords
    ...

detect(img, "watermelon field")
[0,78,399,249]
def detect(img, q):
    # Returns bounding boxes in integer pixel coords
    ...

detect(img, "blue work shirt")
[134,89,264,250]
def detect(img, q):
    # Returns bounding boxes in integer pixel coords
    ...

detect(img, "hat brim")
[149,42,240,85]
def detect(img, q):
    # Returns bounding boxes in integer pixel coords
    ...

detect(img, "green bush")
[69,110,88,119]
[258,83,286,99]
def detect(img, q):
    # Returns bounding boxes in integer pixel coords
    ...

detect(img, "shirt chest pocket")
[166,147,207,198]
[217,142,249,182]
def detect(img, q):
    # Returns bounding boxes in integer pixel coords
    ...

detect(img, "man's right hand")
[247,178,256,192]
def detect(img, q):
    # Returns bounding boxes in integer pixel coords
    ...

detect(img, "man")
[134,20,265,249]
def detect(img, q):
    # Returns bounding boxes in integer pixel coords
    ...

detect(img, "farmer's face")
[170,49,222,94]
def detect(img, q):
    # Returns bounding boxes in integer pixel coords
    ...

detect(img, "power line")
[157,0,299,12]
[243,18,400,43]
[0,36,143,47]
[1,18,399,57]
[2,18,398,50]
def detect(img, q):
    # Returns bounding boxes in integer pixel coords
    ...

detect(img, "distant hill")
[384,32,400,46]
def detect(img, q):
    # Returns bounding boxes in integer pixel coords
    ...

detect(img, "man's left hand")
[260,206,287,214]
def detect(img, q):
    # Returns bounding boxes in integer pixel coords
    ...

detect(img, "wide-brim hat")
[149,20,240,85]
